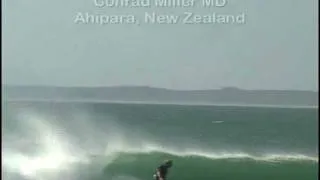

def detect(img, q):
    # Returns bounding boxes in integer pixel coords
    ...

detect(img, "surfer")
[153,160,173,180]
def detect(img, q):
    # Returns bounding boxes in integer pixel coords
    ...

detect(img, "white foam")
[102,142,319,162]
[2,112,90,180]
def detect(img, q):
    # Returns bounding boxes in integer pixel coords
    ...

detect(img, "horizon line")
[2,84,318,92]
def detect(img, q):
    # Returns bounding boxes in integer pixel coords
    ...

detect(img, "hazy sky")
[2,0,318,90]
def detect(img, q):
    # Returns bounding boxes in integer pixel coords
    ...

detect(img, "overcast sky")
[2,0,318,90]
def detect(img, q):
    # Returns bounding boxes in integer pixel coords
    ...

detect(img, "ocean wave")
[2,105,318,180]
[102,151,318,180]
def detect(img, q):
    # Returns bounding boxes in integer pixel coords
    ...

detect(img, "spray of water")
[2,110,118,180]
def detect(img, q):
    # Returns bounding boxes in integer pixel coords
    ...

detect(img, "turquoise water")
[2,101,318,180]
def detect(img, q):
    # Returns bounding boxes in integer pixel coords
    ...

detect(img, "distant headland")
[2,85,318,107]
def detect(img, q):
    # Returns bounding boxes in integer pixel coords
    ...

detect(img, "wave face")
[2,101,318,180]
